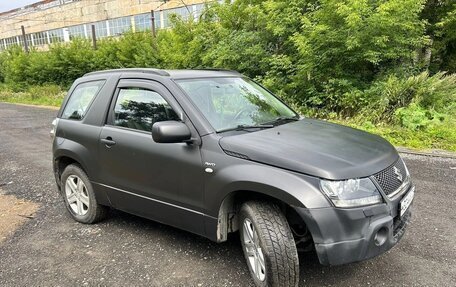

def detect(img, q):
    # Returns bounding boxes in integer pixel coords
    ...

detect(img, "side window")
[62,80,105,120]
[113,88,180,132]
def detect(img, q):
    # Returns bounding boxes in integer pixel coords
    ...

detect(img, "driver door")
[97,79,205,236]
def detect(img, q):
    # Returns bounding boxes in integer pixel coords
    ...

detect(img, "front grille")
[373,159,408,196]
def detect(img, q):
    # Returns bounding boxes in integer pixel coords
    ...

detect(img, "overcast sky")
[0,0,40,13]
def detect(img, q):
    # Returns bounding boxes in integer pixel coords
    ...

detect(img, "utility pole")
[91,25,97,50]
[151,10,156,38]
[151,0,169,38]
[21,25,29,53]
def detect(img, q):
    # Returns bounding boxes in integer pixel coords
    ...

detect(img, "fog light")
[374,227,388,246]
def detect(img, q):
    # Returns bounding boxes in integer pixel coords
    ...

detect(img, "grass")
[0,84,65,107]
[0,83,455,152]
[332,119,456,152]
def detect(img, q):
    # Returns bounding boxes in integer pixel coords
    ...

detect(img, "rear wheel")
[61,164,108,224]
[239,201,299,287]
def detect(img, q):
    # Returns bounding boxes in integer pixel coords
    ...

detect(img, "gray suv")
[51,69,414,287]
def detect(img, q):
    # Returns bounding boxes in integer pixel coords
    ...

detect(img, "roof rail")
[197,68,241,74]
[84,68,170,77]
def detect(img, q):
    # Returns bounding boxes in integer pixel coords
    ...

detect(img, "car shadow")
[298,252,361,285]
[102,209,361,286]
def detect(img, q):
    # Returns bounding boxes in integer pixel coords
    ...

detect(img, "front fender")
[202,161,331,242]
[204,162,331,218]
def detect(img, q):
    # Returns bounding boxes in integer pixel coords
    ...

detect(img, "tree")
[421,0,456,73]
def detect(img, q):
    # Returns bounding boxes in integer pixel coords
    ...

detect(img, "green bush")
[95,32,159,69]
[356,72,456,123]
[395,103,445,130]
[0,51,7,82]
[1,33,160,86]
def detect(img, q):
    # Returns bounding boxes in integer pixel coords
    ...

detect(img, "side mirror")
[152,121,192,143]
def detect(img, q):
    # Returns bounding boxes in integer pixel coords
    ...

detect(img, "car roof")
[83,68,242,79]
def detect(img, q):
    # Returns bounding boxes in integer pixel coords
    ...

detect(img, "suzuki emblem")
[393,166,403,182]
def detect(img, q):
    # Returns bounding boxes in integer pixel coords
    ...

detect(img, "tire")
[60,164,108,224]
[239,201,299,287]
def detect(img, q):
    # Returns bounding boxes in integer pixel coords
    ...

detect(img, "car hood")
[218,119,398,180]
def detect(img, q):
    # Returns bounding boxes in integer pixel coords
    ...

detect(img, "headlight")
[320,178,382,208]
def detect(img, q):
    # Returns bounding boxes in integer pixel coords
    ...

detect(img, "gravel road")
[0,102,455,286]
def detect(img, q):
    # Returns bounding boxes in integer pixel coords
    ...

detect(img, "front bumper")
[296,185,414,266]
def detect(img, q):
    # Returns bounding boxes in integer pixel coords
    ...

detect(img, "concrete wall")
[0,0,207,39]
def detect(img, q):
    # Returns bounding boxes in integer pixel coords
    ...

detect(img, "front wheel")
[239,201,299,287]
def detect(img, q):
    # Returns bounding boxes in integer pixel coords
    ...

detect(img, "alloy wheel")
[243,218,266,281]
[65,175,90,216]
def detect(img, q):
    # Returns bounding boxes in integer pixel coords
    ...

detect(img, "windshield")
[176,77,298,132]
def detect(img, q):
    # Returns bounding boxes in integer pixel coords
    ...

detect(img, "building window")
[109,16,132,36]
[91,21,108,38]
[163,6,192,28]
[25,34,33,47]
[49,29,64,43]
[33,31,48,46]
[17,36,24,47]
[68,24,86,39]
[4,37,19,48]
[134,11,160,31]
[193,4,205,20]
[5,37,17,48]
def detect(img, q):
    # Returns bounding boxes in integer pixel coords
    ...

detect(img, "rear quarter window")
[62,80,105,120]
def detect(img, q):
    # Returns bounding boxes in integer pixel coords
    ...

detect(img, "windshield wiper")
[263,116,300,126]
[217,124,274,133]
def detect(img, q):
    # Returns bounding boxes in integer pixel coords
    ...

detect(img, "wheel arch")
[205,163,330,243]
[214,189,310,244]
[53,149,90,184]
[54,151,111,206]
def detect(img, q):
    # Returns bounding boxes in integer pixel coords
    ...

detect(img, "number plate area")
[400,187,415,217]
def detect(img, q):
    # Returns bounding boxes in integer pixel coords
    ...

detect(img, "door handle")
[101,137,116,147]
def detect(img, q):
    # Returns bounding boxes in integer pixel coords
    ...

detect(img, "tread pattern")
[241,201,299,287]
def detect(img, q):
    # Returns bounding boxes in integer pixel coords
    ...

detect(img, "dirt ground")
[0,191,39,243]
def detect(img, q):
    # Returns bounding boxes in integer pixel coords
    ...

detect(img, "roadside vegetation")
[0,84,65,107]
[0,0,455,151]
